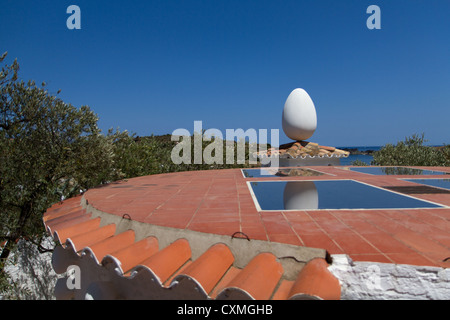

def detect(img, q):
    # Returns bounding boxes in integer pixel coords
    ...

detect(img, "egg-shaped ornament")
[282,88,317,141]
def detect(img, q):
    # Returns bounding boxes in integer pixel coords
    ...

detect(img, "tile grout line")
[239,170,270,241]
[280,211,306,247]
[143,181,188,220]
[304,210,345,254]
[327,210,394,264]
[356,210,444,266]
[377,209,450,251]
[185,177,214,230]
[405,208,450,237]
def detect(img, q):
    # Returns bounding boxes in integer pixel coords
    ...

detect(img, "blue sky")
[1,0,449,146]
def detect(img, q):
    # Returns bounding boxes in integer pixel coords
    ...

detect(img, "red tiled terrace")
[81,166,450,267]
[43,165,450,300]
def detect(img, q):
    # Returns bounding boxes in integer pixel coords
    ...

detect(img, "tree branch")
[25,237,54,254]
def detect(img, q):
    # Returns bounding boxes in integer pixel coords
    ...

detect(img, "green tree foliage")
[0,53,123,283]
[350,159,368,166]
[111,133,258,179]
[372,133,450,167]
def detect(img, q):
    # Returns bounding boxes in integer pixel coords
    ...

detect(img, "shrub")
[372,133,449,167]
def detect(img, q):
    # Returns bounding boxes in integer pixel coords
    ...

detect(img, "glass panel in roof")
[242,167,325,178]
[249,180,443,211]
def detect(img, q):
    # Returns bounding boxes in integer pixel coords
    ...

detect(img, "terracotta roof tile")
[216,253,283,300]
[85,229,136,264]
[288,258,341,300]
[271,280,295,300]
[45,212,92,235]
[210,266,241,298]
[138,238,191,283]
[43,208,87,227]
[44,200,340,300]
[43,197,84,221]
[104,236,160,274]
[66,224,116,252]
[53,217,101,244]
[175,243,235,295]
[43,205,86,223]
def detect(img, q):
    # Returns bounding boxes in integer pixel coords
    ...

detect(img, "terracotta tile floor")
[84,166,450,268]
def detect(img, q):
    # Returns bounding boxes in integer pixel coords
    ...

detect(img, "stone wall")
[329,254,450,300]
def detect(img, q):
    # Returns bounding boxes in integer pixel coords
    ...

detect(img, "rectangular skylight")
[248,180,444,211]
[242,167,325,178]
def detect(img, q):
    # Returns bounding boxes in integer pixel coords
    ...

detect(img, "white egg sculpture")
[282,88,317,141]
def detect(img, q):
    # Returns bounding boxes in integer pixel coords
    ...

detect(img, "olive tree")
[372,133,449,167]
[0,52,123,295]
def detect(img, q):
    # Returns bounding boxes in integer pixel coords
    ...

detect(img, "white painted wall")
[329,254,450,300]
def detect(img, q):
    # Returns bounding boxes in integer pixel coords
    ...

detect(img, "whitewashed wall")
[329,254,450,300]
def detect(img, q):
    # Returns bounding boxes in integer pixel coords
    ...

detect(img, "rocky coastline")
[340,147,376,155]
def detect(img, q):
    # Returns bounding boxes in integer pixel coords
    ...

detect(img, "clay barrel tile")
[220,253,284,300]
[179,243,234,294]
[288,258,341,300]
[67,224,116,252]
[140,238,192,283]
[53,217,101,244]
[108,236,159,273]
[86,230,136,263]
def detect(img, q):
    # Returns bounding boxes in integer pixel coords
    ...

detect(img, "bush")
[350,159,369,166]
[111,133,260,179]
[372,133,450,167]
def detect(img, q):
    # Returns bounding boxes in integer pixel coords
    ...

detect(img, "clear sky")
[1,0,449,146]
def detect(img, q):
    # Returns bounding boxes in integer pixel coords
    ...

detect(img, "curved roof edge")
[43,197,341,300]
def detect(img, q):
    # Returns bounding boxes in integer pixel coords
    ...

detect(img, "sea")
[337,146,382,166]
